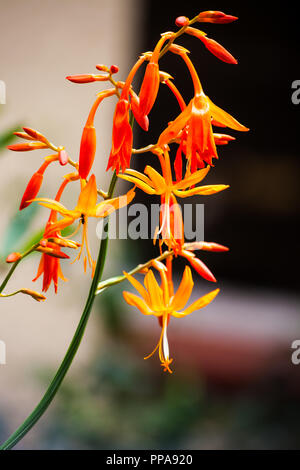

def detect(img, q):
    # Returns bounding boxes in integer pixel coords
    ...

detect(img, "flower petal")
[173,166,210,190]
[95,188,135,217]
[76,174,98,215]
[144,166,167,193]
[175,184,229,197]
[123,291,155,316]
[144,270,164,311]
[175,288,220,317]
[171,266,194,311]
[118,174,156,194]
[33,198,70,216]
[123,271,150,303]
[208,98,249,131]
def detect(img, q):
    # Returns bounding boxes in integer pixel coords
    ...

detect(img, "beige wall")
[0,0,140,446]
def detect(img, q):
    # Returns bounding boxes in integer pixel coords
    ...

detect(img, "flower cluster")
[4,10,248,372]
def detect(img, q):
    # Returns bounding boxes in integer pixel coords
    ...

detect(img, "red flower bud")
[58,149,68,166]
[110,65,119,74]
[201,36,238,64]
[95,64,109,72]
[67,74,94,83]
[78,125,96,180]
[187,256,216,282]
[7,142,48,151]
[6,252,22,263]
[197,11,238,24]
[175,16,189,27]
[23,127,49,145]
[180,250,216,282]
[20,171,44,210]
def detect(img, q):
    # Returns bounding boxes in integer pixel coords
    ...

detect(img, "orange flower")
[19,155,58,210]
[33,239,68,293]
[119,151,228,256]
[138,33,173,117]
[158,49,248,172]
[123,262,219,372]
[79,88,116,179]
[34,174,135,272]
[107,57,145,173]
[33,178,73,293]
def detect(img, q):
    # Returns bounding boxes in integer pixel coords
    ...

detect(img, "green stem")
[96,249,173,294]
[0,244,39,294]
[0,172,117,450]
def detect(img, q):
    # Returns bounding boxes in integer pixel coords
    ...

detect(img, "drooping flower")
[107,56,146,173]
[118,152,228,264]
[34,174,135,272]
[138,32,173,117]
[79,88,116,180]
[33,178,75,293]
[123,262,219,372]
[158,48,248,172]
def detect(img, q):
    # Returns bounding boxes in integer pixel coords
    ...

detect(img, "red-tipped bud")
[201,36,238,64]
[6,252,22,263]
[180,250,216,282]
[95,64,110,72]
[175,16,189,27]
[66,74,95,83]
[110,65,119,74]
[187,256,216,282]
[23,127,49,145]
[58,149,68,166]
[7,142,48,151]
[78,125,96,180]
[20,171,44,210]
[185,27,237,64]
[197,11,238,24]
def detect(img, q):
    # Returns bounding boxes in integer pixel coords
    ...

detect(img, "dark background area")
[129,0,300,291]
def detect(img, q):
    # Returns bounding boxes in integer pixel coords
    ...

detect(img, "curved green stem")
[0,172,117,450]
[0,243,39,294]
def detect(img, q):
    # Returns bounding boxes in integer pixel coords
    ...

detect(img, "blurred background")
[0,0,299,450]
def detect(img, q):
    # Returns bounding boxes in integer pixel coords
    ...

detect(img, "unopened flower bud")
[58,149,69,166]
[110,65,119,74]
[95,64,110,72]
[175,16,189,27]
[20,289,46,302]
[197,11,238,24]
[6,252,22,263]
[23,127,49,145]
[7,142,48,151]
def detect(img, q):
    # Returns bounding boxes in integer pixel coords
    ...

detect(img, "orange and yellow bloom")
[123,262,219,372]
